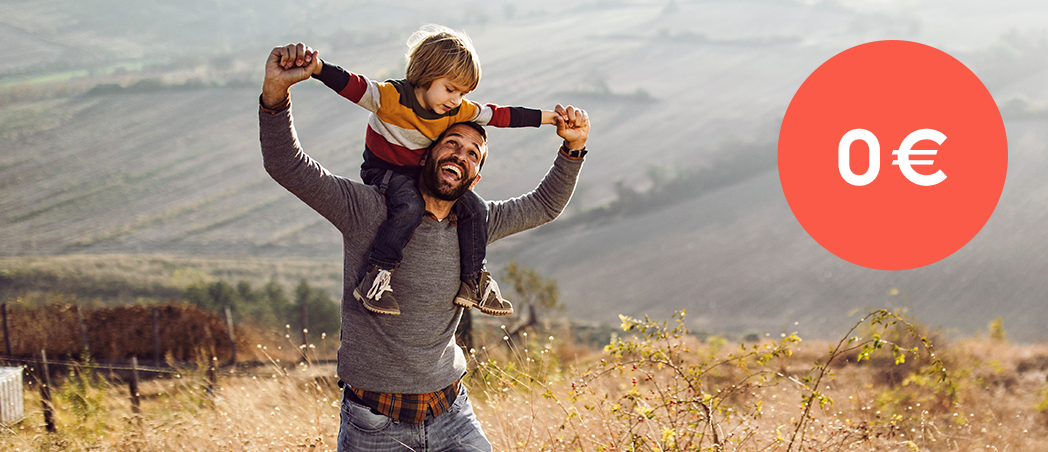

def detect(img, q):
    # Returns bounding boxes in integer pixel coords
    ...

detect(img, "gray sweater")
[259,103,583,394]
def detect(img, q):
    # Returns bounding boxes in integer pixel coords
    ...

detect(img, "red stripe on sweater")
[487,104,510,127]
[365,127,425,167]
[338,72,370,103]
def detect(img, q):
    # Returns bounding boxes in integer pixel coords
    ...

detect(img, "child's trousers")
[361,168,486,283]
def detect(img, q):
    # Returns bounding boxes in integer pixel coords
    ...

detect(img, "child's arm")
[460,101,563,129]
[487,104,590,243]
[310,58,383,114]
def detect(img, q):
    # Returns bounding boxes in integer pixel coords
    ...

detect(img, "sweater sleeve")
[312,60,383,113]
[486,152,584,243]
[461,99,542,128]
[259,100,377,234]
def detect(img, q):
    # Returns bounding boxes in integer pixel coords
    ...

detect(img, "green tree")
[185,280,241,313]
[207,281,240,311]
[262,278,292,325]
[185,279,287,328]
[233,280,290,327]
[292,279,340,343]
[501,261,561,318]
[236,281,257,305]
[184,283,211,310]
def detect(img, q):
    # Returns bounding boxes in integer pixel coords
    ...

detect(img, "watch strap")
[559,144,588,159]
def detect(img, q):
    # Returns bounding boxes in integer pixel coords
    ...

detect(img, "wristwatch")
[560,144,588,159]
[259,94,290,114]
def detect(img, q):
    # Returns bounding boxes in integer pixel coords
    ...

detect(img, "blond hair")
[405,24,481,91]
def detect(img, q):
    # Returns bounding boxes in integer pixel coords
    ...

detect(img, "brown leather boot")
[471,270,513,316]
[353,265,400,315]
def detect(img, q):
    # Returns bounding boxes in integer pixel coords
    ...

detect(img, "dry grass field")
[3,310,1047,452]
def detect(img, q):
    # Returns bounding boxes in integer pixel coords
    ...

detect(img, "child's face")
[415,77,470,114]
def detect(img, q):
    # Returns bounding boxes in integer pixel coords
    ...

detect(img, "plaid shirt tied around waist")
[346,380,460,424]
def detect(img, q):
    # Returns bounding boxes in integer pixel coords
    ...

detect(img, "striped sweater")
[313,61,542,171]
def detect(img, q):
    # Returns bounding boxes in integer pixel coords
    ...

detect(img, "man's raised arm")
[487,105,590,242]
[259,44,373,233]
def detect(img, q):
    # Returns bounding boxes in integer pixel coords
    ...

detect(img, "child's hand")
[540,109,565,125]
[553,104,589,150]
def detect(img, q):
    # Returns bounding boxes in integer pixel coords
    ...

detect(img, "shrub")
[469,309,952,451]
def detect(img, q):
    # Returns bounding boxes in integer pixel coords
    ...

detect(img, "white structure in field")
[0,366,24,425]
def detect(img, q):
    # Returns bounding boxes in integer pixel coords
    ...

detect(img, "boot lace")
[481,277,504,306]
[366,269,393,300]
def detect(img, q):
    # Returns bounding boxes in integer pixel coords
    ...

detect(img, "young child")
[308,25,560,316]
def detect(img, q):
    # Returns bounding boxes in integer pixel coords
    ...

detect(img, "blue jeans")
[362,168,486,282]
[337,383,492,452]
[452,189,486,283]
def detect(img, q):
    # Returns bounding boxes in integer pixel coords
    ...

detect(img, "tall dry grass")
[4,341,341,452]
[469,311,1048,451]
[1,310,1046,451]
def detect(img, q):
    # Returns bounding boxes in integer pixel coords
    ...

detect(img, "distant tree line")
[184,278,339,343]
[0,266,340,344]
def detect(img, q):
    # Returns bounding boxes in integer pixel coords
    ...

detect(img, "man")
[259,43,590,451]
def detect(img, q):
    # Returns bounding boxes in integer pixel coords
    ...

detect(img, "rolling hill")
[3,0,1048,340]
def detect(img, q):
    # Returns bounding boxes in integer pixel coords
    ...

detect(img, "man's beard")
[420,155,476,201]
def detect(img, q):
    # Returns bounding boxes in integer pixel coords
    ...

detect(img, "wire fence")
[0,350,338,432]
[0,301,336,433]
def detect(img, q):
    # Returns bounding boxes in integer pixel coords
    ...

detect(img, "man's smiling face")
[420,123,487,201]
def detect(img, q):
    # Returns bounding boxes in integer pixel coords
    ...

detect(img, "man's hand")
[553,104,590,150]
[261,43,321,109]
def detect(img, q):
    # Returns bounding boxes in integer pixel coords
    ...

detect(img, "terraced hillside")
[3,0,1048,340]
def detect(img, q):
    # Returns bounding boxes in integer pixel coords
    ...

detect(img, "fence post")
[2,303,10,357]
[129,357,141,415]
[39,350,55,433]
[74,306,89,356]
[75,305,89,356]
[206,356,217,397]
[224,307,237,365]
[152,307,161,368]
